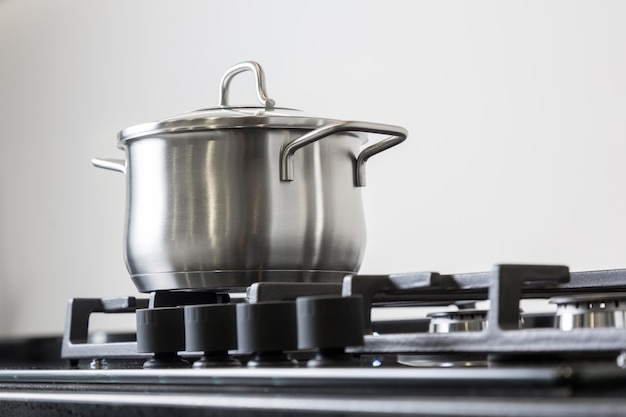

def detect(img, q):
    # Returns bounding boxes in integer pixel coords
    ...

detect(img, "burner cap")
[550,293,626,331]
[427,309,488,333]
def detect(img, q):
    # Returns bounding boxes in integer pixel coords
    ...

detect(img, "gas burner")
[396,310,489,368]
[550,293,626,331]
[427,310,488,333]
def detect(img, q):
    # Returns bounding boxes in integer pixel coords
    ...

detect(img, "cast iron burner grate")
[59,264,626,369]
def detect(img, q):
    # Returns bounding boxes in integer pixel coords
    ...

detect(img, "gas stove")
[2,264,626,416]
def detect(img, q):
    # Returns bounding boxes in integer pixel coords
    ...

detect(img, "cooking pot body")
[124,128,366,292]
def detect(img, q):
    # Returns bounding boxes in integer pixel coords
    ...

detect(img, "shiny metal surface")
[132,271,348,293]
[427,310,488,333]
[551,293,626,331]
[118,60,335,143]
[94,62,407,292]
[91,158,126,174]
[119,129,367,292]
[281,120,407,187]
[218,61,275,108]
[118,107,335,142]
[3,367,626,417]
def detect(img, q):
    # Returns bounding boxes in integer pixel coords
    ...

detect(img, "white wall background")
[1,0,625,336]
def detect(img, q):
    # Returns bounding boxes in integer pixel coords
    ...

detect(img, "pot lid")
[118,62,336,143]
[103,61,408,188]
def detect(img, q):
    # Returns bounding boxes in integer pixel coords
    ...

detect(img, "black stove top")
[3,264,626,416]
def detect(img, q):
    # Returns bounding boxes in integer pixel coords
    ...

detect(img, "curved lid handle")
[218,61,276,109]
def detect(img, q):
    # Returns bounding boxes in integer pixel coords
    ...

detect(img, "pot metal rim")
[118,107,340,143]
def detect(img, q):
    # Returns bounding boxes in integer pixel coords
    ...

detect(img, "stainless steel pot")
[93,61,407,292]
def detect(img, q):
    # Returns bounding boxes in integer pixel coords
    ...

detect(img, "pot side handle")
[280,121,407,187]
[92,158,126,174]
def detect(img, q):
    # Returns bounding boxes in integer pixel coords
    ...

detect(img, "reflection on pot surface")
[93,62,407,292]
